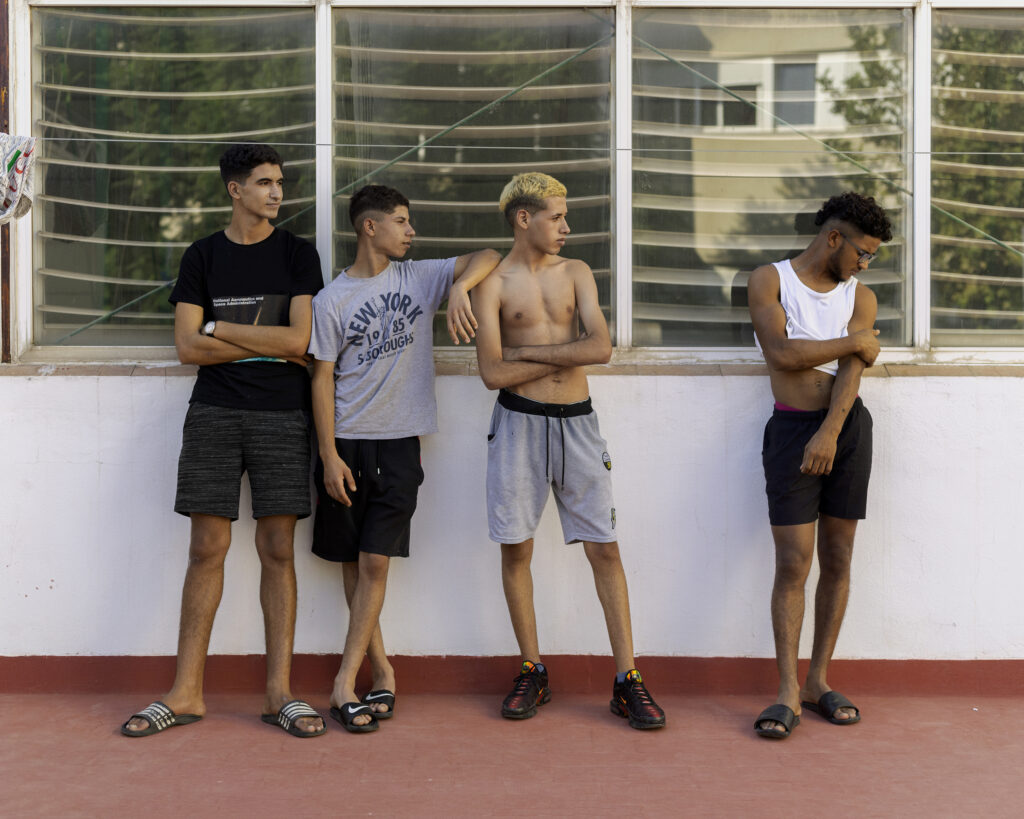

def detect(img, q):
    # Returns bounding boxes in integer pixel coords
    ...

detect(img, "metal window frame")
[9,0,1024,363]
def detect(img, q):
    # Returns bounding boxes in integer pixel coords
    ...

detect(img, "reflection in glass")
[632,9,911,347]
[33,7,316,346]
[932,10,1024,346]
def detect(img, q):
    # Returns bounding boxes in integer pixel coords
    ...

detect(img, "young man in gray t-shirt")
[308,184,499,733]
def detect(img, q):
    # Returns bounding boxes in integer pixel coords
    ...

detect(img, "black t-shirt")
[169,228,324,410]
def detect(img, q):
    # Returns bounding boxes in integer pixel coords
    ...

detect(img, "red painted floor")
[2,692,1019,817]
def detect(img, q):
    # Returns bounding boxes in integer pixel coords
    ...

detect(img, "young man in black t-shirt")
[122,144,326,738]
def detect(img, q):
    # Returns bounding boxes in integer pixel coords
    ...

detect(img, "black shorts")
[175,402,312,521]
[761,397,872,526]
[312,436,424,563]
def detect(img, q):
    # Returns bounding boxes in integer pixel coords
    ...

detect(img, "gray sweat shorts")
[486,389,616,545]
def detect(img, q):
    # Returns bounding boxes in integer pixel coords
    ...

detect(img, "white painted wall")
[1,371,1022,660]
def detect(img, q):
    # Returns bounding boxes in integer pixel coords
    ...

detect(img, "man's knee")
[501,539,533,570]
[817,541,854,581]
[255,515,297,566]
[773,545,813,587]
[188,515,232,565]
[583,540,622,572]
[357,551,390,584]
[817,516,857,580]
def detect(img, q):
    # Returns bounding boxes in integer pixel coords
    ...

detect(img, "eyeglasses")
[838,232,878,264]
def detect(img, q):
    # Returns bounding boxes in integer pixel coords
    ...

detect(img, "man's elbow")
[175,342,198,365]
[477,248,501,265]
[585,336,612,365]
[284,328,312,358]
[478,362,504,391]
[763,346,797,372]
[480,372,503,391]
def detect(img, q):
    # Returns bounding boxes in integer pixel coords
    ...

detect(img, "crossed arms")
[472,260,612,391]
[747,264,880,372]
[748,264,879,476]
[174,296,313,366]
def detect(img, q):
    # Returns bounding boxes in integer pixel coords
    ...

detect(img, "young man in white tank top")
[747,192,893,739]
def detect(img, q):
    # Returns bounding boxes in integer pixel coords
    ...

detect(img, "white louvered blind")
[33,8,316,346]
[631,8,911,347]
[932,9,1024,346]
[331,8,614,345]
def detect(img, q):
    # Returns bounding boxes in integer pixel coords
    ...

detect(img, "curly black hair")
[814,192,893,242]
[349,184,410,231]
[218,144,284,190]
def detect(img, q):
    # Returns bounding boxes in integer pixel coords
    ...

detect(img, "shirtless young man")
[747,192,892,739]
[472,172,665,730]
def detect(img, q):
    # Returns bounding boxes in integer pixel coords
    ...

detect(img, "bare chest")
[500,277,577,343]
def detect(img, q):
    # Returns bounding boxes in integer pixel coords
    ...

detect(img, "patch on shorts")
[611,507,616,529]
[602,451,612,470]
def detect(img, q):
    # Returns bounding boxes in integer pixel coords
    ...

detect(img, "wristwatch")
[201,320,217,337]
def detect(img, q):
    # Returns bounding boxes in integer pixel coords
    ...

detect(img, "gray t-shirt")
[309,257,456,439]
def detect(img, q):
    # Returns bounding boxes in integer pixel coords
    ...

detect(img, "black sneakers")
[501,660,551,719]
[610,669,666,730]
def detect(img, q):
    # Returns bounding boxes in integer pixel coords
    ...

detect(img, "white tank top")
[755,258,858,376]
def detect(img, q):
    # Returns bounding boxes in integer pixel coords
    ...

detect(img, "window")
[331,7,612,345]
[631,8,911,347]
[931,9,1024,346]
[32,7,316,347]
[12,2,1024,357]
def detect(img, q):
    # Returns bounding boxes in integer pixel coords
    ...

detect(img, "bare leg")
[501,539,540,663]
[255,514,322,734]
[583,541,635,673]
[124,513,231,732]
[330,552,390,727]
[341,561,395,714]
[801,514,858,720]
[757,521,816,734]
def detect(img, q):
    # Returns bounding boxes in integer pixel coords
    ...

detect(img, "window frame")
[9,0,1024,364]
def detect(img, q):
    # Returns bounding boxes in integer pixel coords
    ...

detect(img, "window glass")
[32,7,316,346]
[332,8,614,345]
[632,9,912,347]
[932,9,1024,346]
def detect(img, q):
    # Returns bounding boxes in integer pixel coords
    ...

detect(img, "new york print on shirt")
[346,288,427,366]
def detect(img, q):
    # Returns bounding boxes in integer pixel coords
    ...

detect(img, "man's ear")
[362,216,376,236]
[227,180,241,200]
[515,208,530,230]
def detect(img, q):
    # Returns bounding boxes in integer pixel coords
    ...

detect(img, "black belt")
[497,389,593,418]
[498,390,592,487]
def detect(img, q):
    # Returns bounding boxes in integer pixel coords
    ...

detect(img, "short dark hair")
[814,191,893,243]
[349,185,410,231]
[219,144,283,190]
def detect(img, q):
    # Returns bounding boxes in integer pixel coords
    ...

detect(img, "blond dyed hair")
[498,172,567,226]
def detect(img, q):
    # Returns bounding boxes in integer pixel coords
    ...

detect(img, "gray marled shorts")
[175,402,312,521]
[486,390,616,545]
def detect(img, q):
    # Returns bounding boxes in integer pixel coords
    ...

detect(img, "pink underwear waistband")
[774,401,808,412]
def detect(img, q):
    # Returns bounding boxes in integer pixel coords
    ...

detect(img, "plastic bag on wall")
[0,134,37,223]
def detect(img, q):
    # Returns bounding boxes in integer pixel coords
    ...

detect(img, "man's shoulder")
[391,256,455,276]
[314,271,355,302]
[188,230,226,252]
[748,262,782,293]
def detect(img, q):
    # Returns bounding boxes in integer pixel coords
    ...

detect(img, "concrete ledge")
[3,655,1023,696]
[4,361,1024,377]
